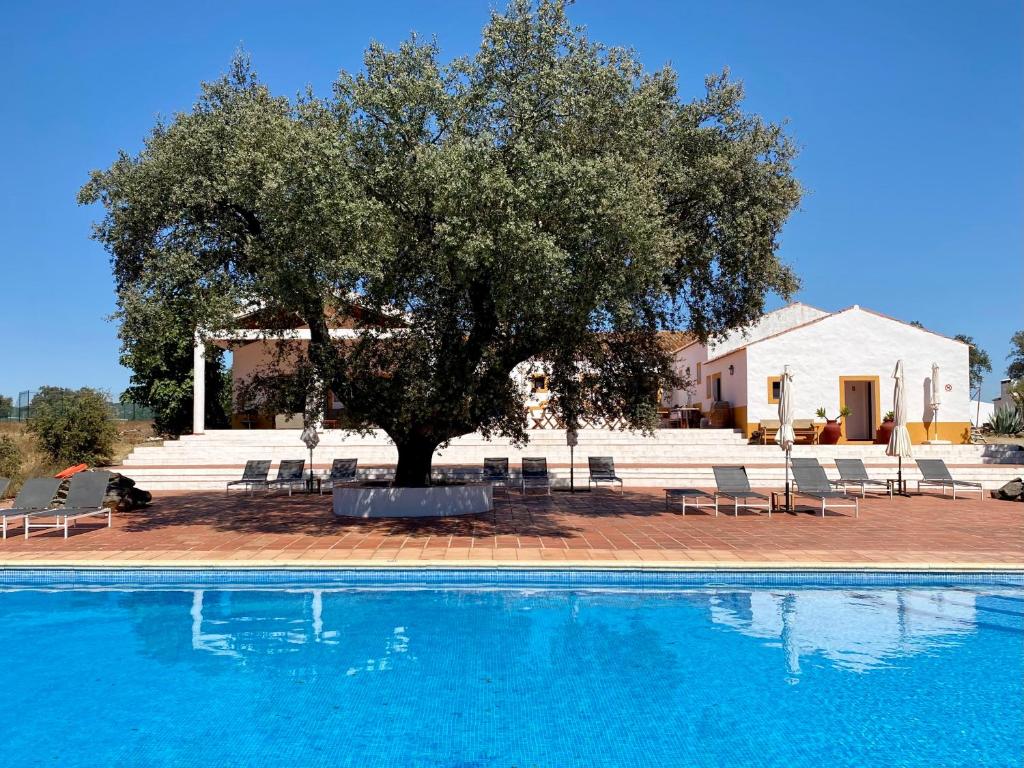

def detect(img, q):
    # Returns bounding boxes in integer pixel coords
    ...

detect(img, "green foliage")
[883,410,895,422]
[80,0,801,485]
[952,334,991,397]
[816,406,850,421]
[26,387,117,466]
[0,436,21,479]
[986,406,1024,436]
[1008,330,1024,380]
[0,395,12,419]
[118,294,231,437]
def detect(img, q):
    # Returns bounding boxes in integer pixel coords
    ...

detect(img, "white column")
[193,338,206,434]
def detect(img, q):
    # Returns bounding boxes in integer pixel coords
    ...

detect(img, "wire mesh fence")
[1,389,154,422]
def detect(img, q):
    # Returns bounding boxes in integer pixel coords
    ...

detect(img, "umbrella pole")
[898,455,903,497]
[785,448,791,511]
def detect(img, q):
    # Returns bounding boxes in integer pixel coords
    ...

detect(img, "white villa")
[193,301,972,445]
[667,303,971,444]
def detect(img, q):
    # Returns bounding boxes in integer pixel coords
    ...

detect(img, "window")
[767,376,781,404]
[530,374,549,394]
[695,362,702,383]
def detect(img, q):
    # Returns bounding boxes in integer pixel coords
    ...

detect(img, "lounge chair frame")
[790,459,859,517]
[483,458,511,494]
[226,460,272,496]
[2,478,61,540]
[267,460,307,496]
[833,458,892,499]
[320,458,359,494]
[915,459,984,500]
[521,457,551,496]
[24,472,113,539]
[588,457,623,493]
[712,466,772,518]
[664,488,716,515]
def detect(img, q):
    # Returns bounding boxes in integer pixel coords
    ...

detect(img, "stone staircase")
[114,429,1024,491]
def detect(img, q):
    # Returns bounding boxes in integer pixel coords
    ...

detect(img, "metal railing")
[0,389,154,422]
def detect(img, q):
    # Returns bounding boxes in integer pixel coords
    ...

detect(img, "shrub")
[0,435,21,479]
[26,386,117,466]
[986,406,1024,436]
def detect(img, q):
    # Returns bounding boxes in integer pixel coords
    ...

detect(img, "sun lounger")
[483,458,511,493]
[790,459,859,517]
[1,478,61,539]
[664,488,716,515]
[521,457,551,496]
[320,458,358,494]
[24,471,113,539]
[588,457,623,493]
[712,466,772,517]
[267,460,307,495]
[834,458,892,498]
[226,460,272,495]
[915,459,984,500]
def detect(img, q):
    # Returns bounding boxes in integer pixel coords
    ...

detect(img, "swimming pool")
[2,569,1021,767]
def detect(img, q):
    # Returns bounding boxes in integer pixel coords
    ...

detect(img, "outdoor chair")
[915,459,984,500]
[521,457,551,496]
[664,488,716,515]
[754,420,780,445]
[483,458,511,494]
[24,471,113,539]
[588,457,623,493]
[226,460,272,495]
[834,458,892,498]
[712,466,772,517]
[1,478,61,540]
[267,459,307,496]
[320,458,358,494]
[0,477,9,500]
[790,459,859,517]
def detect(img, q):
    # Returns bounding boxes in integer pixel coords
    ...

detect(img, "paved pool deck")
[0,488,1021,570]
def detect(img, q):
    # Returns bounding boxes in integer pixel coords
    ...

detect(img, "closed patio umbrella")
[886,360,913,495]
[300,426,320,488]
[776,365,796,511]
[930,362,941,442]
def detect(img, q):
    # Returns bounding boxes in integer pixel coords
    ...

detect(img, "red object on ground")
[54,464,89,479]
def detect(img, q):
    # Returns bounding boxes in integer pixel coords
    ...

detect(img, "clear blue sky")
[1,0,1020,402]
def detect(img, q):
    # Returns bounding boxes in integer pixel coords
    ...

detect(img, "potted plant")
[875,410,895,444]
[816,406,851,445]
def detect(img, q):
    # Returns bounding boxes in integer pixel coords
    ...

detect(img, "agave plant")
[986,406,1024,436]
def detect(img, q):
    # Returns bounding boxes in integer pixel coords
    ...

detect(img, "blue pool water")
[1,571,1021,767]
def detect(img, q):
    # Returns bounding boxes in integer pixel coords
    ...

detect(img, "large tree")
[80,0,801,486]
[1008,330,1024,380]
[952,334,991,402]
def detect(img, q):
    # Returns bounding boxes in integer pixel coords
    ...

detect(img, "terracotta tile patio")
[1,488,1021,569]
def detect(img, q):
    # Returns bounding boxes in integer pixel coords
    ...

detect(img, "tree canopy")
[26,386,117,466]
[80,0,801,485]
[1008,330,1024,380]
[952,334,991,400]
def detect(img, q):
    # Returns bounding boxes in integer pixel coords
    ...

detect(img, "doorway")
[841,378,876,441]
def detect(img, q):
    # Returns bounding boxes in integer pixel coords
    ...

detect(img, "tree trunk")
[393,439,438,487]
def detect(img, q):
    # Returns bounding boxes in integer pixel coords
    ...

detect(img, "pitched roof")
[656,330,696,354]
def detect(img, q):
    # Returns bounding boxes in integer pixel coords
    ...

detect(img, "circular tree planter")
[333,483,493,518]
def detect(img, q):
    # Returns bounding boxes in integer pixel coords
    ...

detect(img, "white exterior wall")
[709,303,829,358]
[743,308,971,432]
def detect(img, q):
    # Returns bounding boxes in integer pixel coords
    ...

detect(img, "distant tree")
[952,334,991,401]
[118,295,232,437]
[80,0,802,486]
[908,320,925,328]
[0,395,12,420]
[26,386,117,466]
[1008,330,1024,380]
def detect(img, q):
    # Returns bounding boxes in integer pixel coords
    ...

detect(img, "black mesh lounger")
[588,457,624,493]
[1,478,61,539]
[834,458,892,498]
[790,461,859,517]
[24,471,113,539]
[521,457,551,496]
[321,459,359,494]
[267,460,307,496]
[226,460,272,496]
[915,459,984,500]
[483,458,511,494]
[712,466,772,517]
